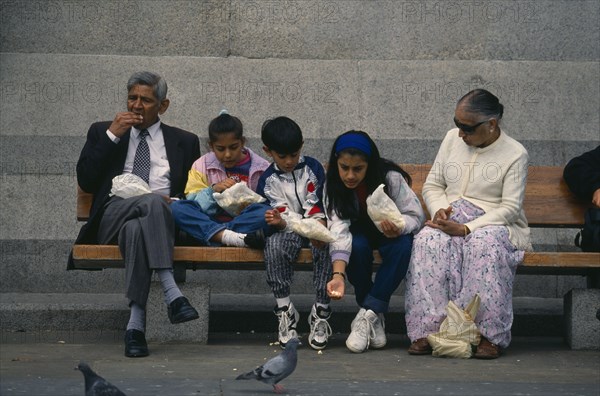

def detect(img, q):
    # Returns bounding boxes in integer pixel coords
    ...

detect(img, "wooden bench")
[72,165,599,283]
[71,165,600,348]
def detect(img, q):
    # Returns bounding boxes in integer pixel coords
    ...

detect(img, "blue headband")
[335,133,372,157]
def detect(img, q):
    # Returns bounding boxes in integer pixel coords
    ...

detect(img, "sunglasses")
[453,118,489,134]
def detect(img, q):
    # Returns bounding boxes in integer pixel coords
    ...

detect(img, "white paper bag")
[288,217,336,243]
[110,174,152,199]
[213,182,266,217]
[427,295,482,358]
[366,184,405,232]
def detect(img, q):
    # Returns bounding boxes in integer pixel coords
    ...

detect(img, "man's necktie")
[132,129,151,184]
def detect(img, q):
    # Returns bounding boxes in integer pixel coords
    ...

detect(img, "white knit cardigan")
[423,128,532,251]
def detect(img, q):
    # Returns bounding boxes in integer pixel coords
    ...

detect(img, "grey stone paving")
[1,333,598,396]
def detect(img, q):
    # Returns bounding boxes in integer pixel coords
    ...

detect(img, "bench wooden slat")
[522,252,600,267]
[402,165,588,227]
[71,245,378,265]
[77,186,93,222]
[72,244,600,270]
[522,167,589,227]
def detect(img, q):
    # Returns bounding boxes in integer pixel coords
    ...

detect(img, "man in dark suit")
[69,71,201,357]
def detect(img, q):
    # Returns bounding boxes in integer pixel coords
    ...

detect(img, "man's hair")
[127,71,168,102]
[261,116,304,154]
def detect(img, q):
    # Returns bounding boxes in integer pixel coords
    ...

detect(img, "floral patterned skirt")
[405,199,524,348]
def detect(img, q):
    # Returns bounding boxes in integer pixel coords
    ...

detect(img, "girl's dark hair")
[457,89,504,120]
[208,113,244,142]
[325,130,411,219]
[261,116,304,154]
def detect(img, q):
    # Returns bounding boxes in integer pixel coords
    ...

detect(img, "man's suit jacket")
[67,120,200,269]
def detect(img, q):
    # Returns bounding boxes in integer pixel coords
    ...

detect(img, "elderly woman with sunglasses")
[404,89,531,359]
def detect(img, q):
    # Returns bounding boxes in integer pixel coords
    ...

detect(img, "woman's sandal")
[473,337,502,359]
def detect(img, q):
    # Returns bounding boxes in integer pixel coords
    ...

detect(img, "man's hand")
[593,188,600,207]
[212,178,236,193]
[161,195,177,204]
[108,112,144,137]
[265,209,286,230]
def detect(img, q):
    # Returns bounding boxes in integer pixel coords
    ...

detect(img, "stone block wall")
[1,0,598,296]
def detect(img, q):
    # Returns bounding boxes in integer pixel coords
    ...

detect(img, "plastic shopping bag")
[288,217,336,243]
[213,182,266,217]
[427,294,481,358]
[110,174,152,199]
[366,184,405,233]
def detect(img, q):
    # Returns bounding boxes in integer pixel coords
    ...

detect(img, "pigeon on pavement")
[75,361,127,396]
[236,337,300,394]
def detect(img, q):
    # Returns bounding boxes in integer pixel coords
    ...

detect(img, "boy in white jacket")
[256,116,332,350]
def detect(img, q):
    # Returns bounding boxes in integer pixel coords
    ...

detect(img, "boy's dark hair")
[261,116,304,154]
[208,113,244,142]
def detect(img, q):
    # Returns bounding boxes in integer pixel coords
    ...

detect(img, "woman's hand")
[212,178,236,193]
[425,218,468,237]
[327,276,345,300]
[380,219,402,238]
[327,260,346,300]
[432,206,453,223]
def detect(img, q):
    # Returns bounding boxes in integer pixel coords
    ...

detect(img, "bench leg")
[587,272,600,289]
[564,288,600,350]
[145,282,210,343]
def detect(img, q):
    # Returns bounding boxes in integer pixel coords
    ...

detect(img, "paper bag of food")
[213,182,266,217]
[288,217,336,243]
[366,184,405,232]
[110,174,152,199]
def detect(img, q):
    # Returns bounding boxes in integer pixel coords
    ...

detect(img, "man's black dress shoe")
[168,296,200,324]
[124,329,149,358]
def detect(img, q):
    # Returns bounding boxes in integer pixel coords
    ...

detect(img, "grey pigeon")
[236,337,300,394]
[75,361,127,396]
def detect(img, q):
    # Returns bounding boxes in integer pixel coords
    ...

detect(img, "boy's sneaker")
[244,229,265,249]
[369,312,387,349]
[274,302,300,348]
[307,304,332,350]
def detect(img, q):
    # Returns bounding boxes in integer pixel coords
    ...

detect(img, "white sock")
[221,229,247,247]
[276,297,291,308]
[316,302,329,310]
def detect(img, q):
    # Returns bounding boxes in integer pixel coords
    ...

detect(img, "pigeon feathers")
[236,337,300,394]
[76,361,126,396]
